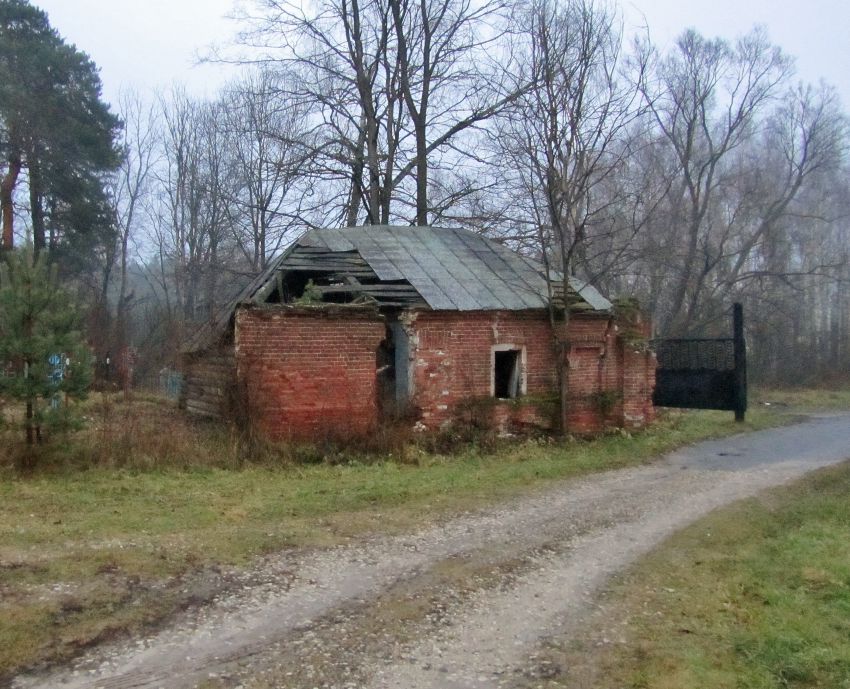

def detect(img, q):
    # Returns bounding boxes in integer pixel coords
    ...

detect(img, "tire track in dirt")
[13,414,850,689]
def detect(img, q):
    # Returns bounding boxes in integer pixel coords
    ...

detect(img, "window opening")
[494,349,522,399]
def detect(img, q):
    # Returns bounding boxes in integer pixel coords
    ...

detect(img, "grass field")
[0,389,845,679]
[544,459,850,689]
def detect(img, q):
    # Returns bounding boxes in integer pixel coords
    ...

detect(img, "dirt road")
[14,413,850,689]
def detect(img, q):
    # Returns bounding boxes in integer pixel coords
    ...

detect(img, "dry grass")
[751,385,850,412]
[0,392,401,472]
[0,388,842,680]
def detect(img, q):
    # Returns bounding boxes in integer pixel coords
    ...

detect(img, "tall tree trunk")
[1,153,21,250]
[185,262,198,322]
[207,242,218,321]
[96,244,114,362]
[24,316,37,445]
[346,119,368,226]
[28,159,46,255]
[25,398,35,445]
[830,286,842,369]
[663,198,701,335]
[558,329,570,435]
[414,123,428,226]
[115,230,130,359]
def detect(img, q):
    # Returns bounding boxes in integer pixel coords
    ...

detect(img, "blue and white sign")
[48,353,65,409]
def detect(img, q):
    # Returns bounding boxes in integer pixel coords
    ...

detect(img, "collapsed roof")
[185,225,612,353]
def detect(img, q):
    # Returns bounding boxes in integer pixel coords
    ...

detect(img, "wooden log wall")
[181,347,236,419]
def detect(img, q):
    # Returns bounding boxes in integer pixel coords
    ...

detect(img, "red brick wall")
[564,317,614,432]
[408,310,655,434]
[564,317,657,431]
[408,311,559,428]
[621,346,657,428]
[231,304,654,441]
[235,305,386,441]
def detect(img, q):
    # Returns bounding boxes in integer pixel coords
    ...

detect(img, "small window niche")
[492,345,526,399]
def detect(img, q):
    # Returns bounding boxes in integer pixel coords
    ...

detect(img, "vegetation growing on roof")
[293,279,324,305]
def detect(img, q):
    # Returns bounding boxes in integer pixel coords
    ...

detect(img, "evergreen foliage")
[0,249,92,447]
[0,0,121,259]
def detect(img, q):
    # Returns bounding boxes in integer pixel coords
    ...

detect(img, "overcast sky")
[36,0,850,111]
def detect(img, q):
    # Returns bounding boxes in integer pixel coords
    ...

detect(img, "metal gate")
[652,303,747,421]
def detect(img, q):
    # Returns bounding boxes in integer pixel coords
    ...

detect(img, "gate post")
[733,303,747,422]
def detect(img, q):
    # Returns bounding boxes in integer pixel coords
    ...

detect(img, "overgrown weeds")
[0,379,833,480]
[0,392,408,472]
[0,392,511,473]
[1,393,245,472]
[0,391,822,679]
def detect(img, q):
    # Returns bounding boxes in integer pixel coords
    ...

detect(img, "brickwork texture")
[235,305,386,440]
[224,305,655,439]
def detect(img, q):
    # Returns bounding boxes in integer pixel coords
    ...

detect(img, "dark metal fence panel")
[653,339,735,371]
[652,303,747,421]
[652,361,736,410]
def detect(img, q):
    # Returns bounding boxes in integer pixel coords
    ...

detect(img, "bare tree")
[231,0,406,225]
[230,0,517,226]
[637,27,793,334]
[498,0,645,432]
[732,87,850,380]
[221,69,313,270]
[108,90,160,355]
[387,0,518,225]
[199,100,235,320]
[155,89,232,325]
[724,84,848,286]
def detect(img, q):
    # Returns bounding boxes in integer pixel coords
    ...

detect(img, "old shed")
[182,226,655,439]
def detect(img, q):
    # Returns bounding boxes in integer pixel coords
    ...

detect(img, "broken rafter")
[315,284,421,296]
[289,247,357,254]
[283,266,378,276]
[282,258,371,270]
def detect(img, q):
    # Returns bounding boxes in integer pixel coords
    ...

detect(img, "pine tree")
[0,249,92,451]
[0,0,121,256]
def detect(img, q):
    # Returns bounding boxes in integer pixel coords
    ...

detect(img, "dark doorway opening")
[376,328,396,415]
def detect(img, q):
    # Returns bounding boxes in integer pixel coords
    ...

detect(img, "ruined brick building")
[181,226,655,440]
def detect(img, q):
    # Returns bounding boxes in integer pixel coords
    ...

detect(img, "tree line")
[1,0,848,386]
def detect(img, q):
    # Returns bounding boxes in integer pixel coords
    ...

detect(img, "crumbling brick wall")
[407,310,655,433]
[235,304,386,440]
[564,317,656,431]
[228,304,653,441]
[408,310,559,429]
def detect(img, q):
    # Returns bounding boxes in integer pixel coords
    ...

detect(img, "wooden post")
[733,303,747,422]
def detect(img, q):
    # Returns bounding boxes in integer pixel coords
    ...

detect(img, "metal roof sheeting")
[183,225,612,353]
[297,226,612,312]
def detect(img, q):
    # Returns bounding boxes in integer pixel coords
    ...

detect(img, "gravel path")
[14,413,850,689]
